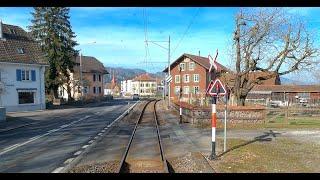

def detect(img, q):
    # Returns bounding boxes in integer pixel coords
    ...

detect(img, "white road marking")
[0,115,91,156]
[104,127,108,130]
[74,151,82,156]
[82,145,89,149]
[64,158,74,164]
[52,167,64,173]
[48,129,58,133]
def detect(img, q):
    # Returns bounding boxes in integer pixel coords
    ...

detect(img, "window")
[93,74,96,81]
[10,29,16,34]
[179,63,185,71]
[17,48,25,54]
[183,86,189,95]
[98,74,101,82]
[146,83,149,87]
[84,86,88,94]
[193,74,199,82]
[18,92,34,104]
[194,86,199,94]
[140,83,144,87]
[93,87,96,94]
[189,62,195,70]
[98,87,101,94]
[184,74,190,83]
[298,93,310,99]
[175,75,180,83]
[17,69,36,82]
[175,86,180,95]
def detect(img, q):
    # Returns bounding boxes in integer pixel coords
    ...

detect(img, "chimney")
[198,50,200,56]
[0,20,3,39]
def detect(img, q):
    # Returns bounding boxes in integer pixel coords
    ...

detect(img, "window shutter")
[31,70,36,81]
[16,69,22,81]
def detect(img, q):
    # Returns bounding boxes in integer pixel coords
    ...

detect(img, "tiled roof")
[163,53,231,73]
[251,85,320,93]
[132,73,156,82]
[221,71,280,88]
[73,56,109,74]
[0,23,47,65]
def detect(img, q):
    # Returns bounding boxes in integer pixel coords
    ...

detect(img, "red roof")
[132,73,156,82]
[251,85,320,93]
[163,53,231,73]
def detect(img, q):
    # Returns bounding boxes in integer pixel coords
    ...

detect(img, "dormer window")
[17,48,25,54]
[9,29,16,34]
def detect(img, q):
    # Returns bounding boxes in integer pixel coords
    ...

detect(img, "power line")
[172,8,201,56]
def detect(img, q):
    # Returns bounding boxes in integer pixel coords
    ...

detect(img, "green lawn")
[208,138,320,173]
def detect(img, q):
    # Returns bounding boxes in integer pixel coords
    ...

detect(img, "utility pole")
[168,36,171,108]
[144,36,171,106]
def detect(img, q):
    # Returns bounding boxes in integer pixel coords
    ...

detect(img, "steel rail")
[153,99,169,173]
[117,100,154,173]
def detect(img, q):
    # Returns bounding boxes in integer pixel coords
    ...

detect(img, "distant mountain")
[104,67,165,84]
[280,77,308,85]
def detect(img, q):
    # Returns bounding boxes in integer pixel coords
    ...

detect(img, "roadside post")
[211,95,217,159]
[224,92,228,152]
[208,79,226,160]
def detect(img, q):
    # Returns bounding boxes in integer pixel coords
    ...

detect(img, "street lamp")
[79,41,96,102]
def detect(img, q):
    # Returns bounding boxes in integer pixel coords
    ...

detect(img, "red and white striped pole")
[210,95,217,160]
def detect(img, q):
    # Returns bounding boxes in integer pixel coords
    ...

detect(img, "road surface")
[0,99,137,173]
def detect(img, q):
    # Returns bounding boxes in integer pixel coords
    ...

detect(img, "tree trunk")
[236,96,246,106]
[53,87,59,99]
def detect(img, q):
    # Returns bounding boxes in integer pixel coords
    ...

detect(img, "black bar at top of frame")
[0,0,320,7]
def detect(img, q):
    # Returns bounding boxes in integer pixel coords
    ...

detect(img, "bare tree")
[229,8,318,106]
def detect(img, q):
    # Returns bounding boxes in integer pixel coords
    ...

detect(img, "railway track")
[117,99,169,173]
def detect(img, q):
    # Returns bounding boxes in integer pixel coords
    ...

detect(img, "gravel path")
[68,160,120,173]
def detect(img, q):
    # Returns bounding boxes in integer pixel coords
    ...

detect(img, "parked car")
[269,100,280,108]
[132,94,139,100]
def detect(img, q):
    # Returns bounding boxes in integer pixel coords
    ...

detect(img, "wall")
[169,57,207,102]
[0,63,46,112]
[59,71,104,101]
[172,101,266,125]
[132,81,157,96]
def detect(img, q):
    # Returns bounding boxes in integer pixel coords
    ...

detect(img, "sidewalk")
[0,116,35,133]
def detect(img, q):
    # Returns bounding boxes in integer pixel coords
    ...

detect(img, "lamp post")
[79,41,96,102]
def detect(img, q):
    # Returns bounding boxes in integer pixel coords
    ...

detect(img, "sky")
[0,7,319,81]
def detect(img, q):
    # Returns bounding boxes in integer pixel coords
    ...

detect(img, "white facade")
[132,81,157,96]
[121,80,133,96]
[0,62,46,112]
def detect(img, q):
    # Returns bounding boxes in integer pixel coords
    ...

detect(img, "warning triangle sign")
[208,78,226,96]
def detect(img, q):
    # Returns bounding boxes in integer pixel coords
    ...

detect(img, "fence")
[171,100,266,125]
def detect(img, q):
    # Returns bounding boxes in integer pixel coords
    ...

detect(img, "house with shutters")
[163,53,230,104]
[58,55,109,101]
[0,21,48,112]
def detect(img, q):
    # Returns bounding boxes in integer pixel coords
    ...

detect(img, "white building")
[132,74,157,97]
[0,22,47,112]
[121,79,133,96]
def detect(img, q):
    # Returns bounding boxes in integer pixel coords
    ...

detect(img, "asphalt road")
[0,99,138,173]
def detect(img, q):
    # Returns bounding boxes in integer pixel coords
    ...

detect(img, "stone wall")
[172,101,266,125]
